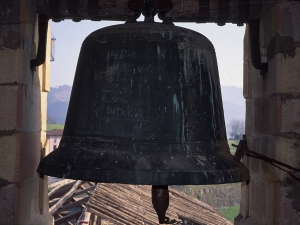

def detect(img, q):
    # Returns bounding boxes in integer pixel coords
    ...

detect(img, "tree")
[229,119,245,139]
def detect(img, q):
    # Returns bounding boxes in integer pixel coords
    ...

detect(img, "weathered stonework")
[0,183,19,224]
[0,134,20,183]
[0,0,53,224]
[0,1,20,49]
[236,1,300,225]
[0,85,23,131]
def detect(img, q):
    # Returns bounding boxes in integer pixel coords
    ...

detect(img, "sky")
[50,18,245,88]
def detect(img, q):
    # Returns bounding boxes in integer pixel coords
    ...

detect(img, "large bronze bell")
[38,21,249,224]
[38,22,249,185]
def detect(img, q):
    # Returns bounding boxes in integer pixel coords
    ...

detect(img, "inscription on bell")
[37,22,250,185]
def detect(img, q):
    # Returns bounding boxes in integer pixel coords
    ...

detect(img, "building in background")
[47,129,63,153]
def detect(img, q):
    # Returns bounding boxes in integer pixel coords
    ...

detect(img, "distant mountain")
[48,85,72,104]
[47,85,245,133]
[47,85,71,124]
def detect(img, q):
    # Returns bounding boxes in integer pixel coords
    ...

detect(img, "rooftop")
[47,129,64,136]
[88,183,232,225]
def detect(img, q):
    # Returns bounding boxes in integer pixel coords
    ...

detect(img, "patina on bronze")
[38,21,249,184]
[37,21,249,223]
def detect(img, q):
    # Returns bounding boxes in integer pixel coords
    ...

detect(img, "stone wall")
[0,0,53,224]
[236,2,300,225]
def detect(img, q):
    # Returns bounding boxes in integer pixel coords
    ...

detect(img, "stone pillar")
[0,0,53,224]
[236,1,300,225]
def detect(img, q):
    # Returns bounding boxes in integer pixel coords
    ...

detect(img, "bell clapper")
[152,185,169,224]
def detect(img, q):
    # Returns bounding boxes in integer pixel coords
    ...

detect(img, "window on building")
[53,145,57,151]
[54,137,57,143]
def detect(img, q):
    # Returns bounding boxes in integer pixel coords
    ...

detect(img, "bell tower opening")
[41,17,247,224]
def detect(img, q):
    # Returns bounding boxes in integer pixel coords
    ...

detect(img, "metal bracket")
[248,20,268,75]
[233,140,247,162]
[127,0,173,22]
[30,14,49,68]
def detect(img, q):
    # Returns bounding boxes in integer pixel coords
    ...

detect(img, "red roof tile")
[47,129,63,136]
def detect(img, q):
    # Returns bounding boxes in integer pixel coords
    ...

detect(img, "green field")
[219,205,240,221]
[47,124,64,131]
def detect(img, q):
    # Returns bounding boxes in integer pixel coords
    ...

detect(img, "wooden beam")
[89,208,126,225]
[90,214,96,225]
[50,180,82,214]
[42,0,266,23]
[37,0,48,13]
[49,184,63,198]
[53,185,95,207]
[54,210,83,224]
[77,211,91,225]
[89,182,96,186]
[218,0,230,25]
[95,215,101,225]
[53,196,90,215]
[49,198,60,207]
[73,185,95,197]
[49,181,76,200]
[199,0,210,20]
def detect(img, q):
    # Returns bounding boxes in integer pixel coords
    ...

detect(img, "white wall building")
[47,129,63,153]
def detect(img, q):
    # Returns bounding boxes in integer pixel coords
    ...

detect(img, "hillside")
[47,85,72,124]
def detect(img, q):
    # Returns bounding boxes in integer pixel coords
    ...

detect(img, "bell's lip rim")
[37,160,250,185]
[37,145,250,185]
